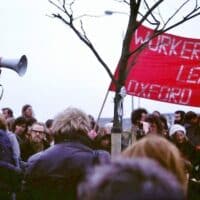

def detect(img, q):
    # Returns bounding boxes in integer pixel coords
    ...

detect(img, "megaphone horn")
[0,55,28,76]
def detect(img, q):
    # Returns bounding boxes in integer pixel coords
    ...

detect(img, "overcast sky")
[0,0,200,122]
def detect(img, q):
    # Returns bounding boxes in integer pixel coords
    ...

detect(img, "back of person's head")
[131,108,148,125]
[52,107,91,143]
[45,119,54,129]
[152,110,161,117]
[122,135,186,190]
[78,158,185,200]
[184,111,198,124]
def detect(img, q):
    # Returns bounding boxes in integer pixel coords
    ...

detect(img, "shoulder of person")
[92,150,111,165]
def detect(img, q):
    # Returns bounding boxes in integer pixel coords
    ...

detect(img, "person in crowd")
[78,158,185,200]
[130,108,148,142]
[122,135,187,192]
[145,114,165,137]
[152,110,161,117]
[88,115,97,130]
[22,122,49,161]
[121,131,132,150]
[0,115,22,199]
[21,104,37,127]
[2,107,14,120]
[0,160,23,200]
[169,124,198,164]
[104,121,113,134]
[174,110,185,125]
[0,117,15,165]
[0,114,21,168]
[159,114,169,138]
[24,107,110,200]
[45,119,54,146]
[12,116,29,162]
[2,107,15,131]
[87,114,99,141]
[94,127,111,153]
[170,124,200,191]
[184,111,200,151]
[6,117,15,132]
[45,119,54,129]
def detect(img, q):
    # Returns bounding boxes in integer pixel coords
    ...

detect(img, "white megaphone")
[0,55,27,76]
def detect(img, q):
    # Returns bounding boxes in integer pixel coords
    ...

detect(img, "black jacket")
[0,161,23,199]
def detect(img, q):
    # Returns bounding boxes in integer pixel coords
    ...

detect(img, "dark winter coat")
[23,135,110,200]
[0,129,15,164]
[186,124,200,146]
[0,161,23,200]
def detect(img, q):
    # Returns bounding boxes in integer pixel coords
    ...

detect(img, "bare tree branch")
[143,0,160,26]
[136,0,164,31]
[50,11,116,84]
[114,0,130,5]
[49,0,65,13]
[49,0,200,133]
[128,0,200,72]
[162,0,190,29]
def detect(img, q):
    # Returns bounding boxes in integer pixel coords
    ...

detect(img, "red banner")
[109,25,200,107]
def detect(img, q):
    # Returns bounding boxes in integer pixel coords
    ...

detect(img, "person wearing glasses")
[21,122,49,161]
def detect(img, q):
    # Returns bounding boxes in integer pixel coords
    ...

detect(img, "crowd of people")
[0,104,200,199]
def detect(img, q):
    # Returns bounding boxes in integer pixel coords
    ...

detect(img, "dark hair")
[45,119,54,129]
[174,110,185,125]
[2,107,13,118]
[145,114,163,135]
[175,110,185,118]
[21,104,31,115]
[78,158,185,200]
[13,117,28,133]
[131,108,148,125]
[159,115,168,130]
[185,111,197,124]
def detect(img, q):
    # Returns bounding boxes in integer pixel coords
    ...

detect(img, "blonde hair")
[52,107,90,141]
[122,135,187,191]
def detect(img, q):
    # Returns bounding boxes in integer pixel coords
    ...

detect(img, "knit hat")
[169,124,186,137]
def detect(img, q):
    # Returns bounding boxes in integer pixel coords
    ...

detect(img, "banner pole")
[138,97,140,108]
[96,88,110,126]
[131,96,134,111]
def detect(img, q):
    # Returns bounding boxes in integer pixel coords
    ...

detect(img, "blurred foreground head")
[78,158,185,200]
[122,135,187,190]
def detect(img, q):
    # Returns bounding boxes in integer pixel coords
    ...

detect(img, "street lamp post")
[104,10,129,157]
